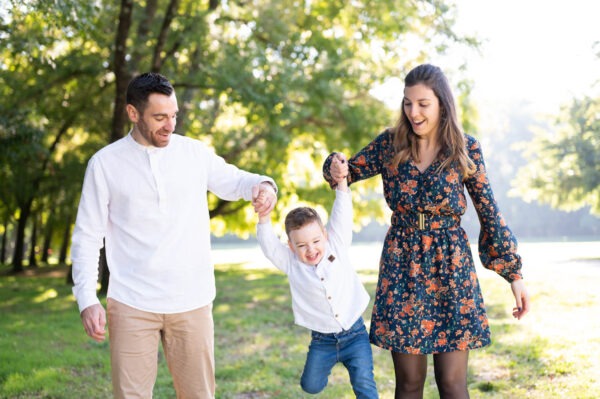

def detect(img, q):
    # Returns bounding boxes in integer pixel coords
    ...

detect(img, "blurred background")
[1,0,599,277]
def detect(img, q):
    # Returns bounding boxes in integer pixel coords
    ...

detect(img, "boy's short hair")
[284,207,324,237]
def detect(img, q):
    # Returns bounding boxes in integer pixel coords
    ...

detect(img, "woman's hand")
[330,152,348,184]
[510,279,530,320]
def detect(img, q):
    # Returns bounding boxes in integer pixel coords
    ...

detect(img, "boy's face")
[288,221,328,266]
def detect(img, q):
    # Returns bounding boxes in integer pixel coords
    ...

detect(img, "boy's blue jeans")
[300,317,378,398]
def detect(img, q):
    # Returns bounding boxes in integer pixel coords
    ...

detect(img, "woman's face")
[403,83,441,139]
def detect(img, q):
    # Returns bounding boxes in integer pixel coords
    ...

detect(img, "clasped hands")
[329,152,349,187]
[252,181,277,217]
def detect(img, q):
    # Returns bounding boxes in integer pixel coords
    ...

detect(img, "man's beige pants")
[107,299,215,399]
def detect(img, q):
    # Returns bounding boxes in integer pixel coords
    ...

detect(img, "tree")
[111,0,476,234]
[0,1,110,271]
[514,96,600,215]
[0,115,48,271]
[0,0,476,277]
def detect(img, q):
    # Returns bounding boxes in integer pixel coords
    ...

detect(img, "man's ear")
[126,104,140,123]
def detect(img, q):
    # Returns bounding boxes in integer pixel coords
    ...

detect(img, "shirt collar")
[126,130,161,154]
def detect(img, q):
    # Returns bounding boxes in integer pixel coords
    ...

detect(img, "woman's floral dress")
[324,129,523,354]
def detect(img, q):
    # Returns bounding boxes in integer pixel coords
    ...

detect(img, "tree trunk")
[28,214,38,268]
[59,214,72,265]
[41,220,53,264]
[12,201,32,273]
[0,217,8,264]
[64,214,75,284]
[129,0,158,73]
[151,0,180,72]
[110,0,134,144]
[98,241,109,296]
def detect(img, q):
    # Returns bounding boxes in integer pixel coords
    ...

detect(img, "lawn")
[1,241,599,398]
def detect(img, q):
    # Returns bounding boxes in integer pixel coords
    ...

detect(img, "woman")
[324,64,529,399]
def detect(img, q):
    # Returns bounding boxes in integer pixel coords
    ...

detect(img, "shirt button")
[335,314,339,318]
[328,296,332,300]
[320,278,324,281]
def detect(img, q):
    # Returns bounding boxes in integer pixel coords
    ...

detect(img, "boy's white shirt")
[256,189,370,333]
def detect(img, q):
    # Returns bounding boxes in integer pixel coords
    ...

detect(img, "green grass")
[1,252,599,398]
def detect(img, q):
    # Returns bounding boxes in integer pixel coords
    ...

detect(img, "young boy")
[255,154,378,398]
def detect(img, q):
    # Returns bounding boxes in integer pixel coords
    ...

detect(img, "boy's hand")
[331,153,349,191]
[252,183,275,222]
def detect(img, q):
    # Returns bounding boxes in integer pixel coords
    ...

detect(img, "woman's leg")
[432,350,470,399]
[391,351,428,399]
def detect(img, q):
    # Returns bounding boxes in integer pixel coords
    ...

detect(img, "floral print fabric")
[324,130,522,354]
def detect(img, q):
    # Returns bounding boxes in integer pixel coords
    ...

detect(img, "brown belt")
[392,212,459,230]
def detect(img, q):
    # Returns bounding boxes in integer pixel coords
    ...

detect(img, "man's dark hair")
[126,72,174,113]
[284,207,324,237]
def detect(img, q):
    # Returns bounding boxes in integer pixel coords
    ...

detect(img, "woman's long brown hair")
[390,64,476,179]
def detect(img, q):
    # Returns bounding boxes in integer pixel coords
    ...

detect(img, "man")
[71,72,277,398]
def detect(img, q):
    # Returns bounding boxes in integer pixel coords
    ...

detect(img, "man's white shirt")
[71,132,275,314]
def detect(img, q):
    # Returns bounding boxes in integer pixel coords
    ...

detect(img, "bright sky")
[373,0,600,120]
[451,0,600,114]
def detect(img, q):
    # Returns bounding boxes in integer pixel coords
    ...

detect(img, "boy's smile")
[288,221,328,266]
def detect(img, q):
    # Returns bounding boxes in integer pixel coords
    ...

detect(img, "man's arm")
[70,157,108,341]
[205,146,278,204]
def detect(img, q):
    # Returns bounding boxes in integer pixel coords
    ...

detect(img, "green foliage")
[457,76,479,135]
[515,97,600,215]
[0,111,47,208]
[180,0,477,233]
[0,0,478,264]
[0,0,115,267]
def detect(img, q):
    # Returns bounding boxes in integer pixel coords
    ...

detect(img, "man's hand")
[80,303,107,342]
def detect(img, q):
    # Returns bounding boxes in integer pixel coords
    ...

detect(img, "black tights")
[391,351,470,399]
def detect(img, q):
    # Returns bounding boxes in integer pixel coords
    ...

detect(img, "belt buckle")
[418,212,426,230]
